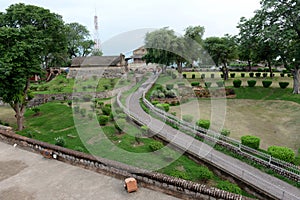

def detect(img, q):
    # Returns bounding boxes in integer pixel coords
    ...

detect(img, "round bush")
[241,73,245,78]
[158,92,165,98]
[255,72,261,77]
[191,82,200,87]
[268,146,295,163]
[262,80,272,88]
[247,80,257,87]
[149,141,164,151]
[182,114,193,123]
[101,106,111,116]
[230,73,236,78]
[196,119,210,129]
[249,72,254,77]
[205,82,212,88]
[221,129,231,136]
[233,79,242,88]
[98,115,109,125]
[55,136,66,147]
[279,82,289,89]
[241,135,260,150]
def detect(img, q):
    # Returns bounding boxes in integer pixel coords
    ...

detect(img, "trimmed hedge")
[249,72,254,77]
[233,79,242,88]
[255,72,261,78]
[98,115,109,125]
[149,141,164,151]
[196,119,210,129]
[230,73,236,78]
[279,82,289,89]
[268,146,295,163]
[241,135,260,150]
[247,80,257,87]
[241,73,245,78]
[221,129,230,137]
[191,82,200,87]
[156,103,170,112]
[262,80,272,88]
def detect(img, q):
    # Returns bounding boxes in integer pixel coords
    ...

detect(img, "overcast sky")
[1,0,261,55]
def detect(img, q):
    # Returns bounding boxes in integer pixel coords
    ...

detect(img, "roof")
[71,56,121,67]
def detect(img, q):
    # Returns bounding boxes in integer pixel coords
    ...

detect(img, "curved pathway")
[124,74,300,200]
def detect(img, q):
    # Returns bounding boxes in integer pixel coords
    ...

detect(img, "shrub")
[114,118,126,133]
[169,171,189,180]
[193,166,214,181]
[255,72,261,77]
[279,82,289,89]
[183,74,187,78]
[247,80,257,87]
[165,90,176,98]
[249,72,254,77]
[51,96,56,101]
[216,81,224,87]
[230,73,235,78]
[156,84,163,91]
[201,74,205,79]
[32,107,40,114]
[103,84,109,90]
[192,74,196,79]
[205,82,212,88]
[233,79,242,88]
[241,135,260,150]
[80,108,86,117]
[221,129,230,137]
[217,181,242,194]
[101,106,111,116]
[257,68,264,72]
[156,103,170,112]
[55,136,66,147]
[280,73,285,77]
[98,101,104,107]
[241,73,245,78]
[191,82,200,87]
[263,72,268,78]
[268,146,295,163]
[158,92,165,98]
[262,80,272,88]
[98,115,109,126]
[166,84,174,90]
[67,101,72,107]
[149,141,164,151]
[196,119,210,129]
[151,100,160,105]
[182,114,193,123]
[211,73,215,78]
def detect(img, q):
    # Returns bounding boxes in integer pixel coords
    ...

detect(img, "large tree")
[2,3,67,69]
[203,35,237,80]
[65,22,95,58]
[0,4,67,130]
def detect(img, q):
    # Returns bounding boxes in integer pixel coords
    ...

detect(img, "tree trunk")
[268,60,273,77]
[248,60,252,72]
[177,61,182,74]
[292,68,300,94]
[222,63,229,80]
[16,111,24,131]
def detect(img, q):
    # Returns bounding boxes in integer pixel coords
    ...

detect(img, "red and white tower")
[93,12,101,51]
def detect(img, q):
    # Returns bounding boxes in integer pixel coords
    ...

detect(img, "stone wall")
[67,67,126,79]
[0,127,250,200]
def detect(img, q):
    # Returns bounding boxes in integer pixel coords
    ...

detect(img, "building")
[131,46,147,64]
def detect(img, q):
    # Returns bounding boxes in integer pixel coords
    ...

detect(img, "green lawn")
[14,101,247,195]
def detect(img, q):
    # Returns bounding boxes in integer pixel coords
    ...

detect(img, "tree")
[203,35,237,80]
[65,22,95,58]
[0,4,67,130]
[91,49,104,56]
[2,3,68,69]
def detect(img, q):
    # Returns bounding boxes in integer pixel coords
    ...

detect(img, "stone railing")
[0,127,249,200]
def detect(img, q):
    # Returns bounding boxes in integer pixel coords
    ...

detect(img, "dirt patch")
[0,160,28,181]
[0,186,35,200]
[170,99,300,151]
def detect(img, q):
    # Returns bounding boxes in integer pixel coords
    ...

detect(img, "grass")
[12,101,250,196]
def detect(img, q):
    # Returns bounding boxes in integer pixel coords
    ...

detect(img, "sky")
[1,0,261,55]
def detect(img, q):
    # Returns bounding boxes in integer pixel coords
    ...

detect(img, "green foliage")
[196,119,210,129]
[141,125,149,135]
[67,101,72,107]
[156,103,170,112]
[205,82,212,88]
[182,114,193,123]
[80,108,86,117]
[101,106,111,116]
[191,82,200,87]
[262,80,272,88]
[32,107,40,114]
[166,84,174,90]
[114,118,126,133]
[221,129,231,137]
[230,73,236,78]
[165,90,176,98]
[74,146,85,152]
[169,171,189,180]
[98,115,109,126]
[149,141,164,151]
[255,72,261,78]
[279,82,289,89]
[268,146,295,163]
[55,136,66,147]
[247,80,257,87]
[216,180,242,194]
[192,74,196,79]
[241,135,260,150]
[241,73,245,77]
[249,72,254,77]
[233,79,242,88]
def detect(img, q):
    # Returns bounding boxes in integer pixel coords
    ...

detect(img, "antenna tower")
[93,10,101,51]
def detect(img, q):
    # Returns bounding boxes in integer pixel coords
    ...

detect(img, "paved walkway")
[124,75,300,200]
[0,142,179,200]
